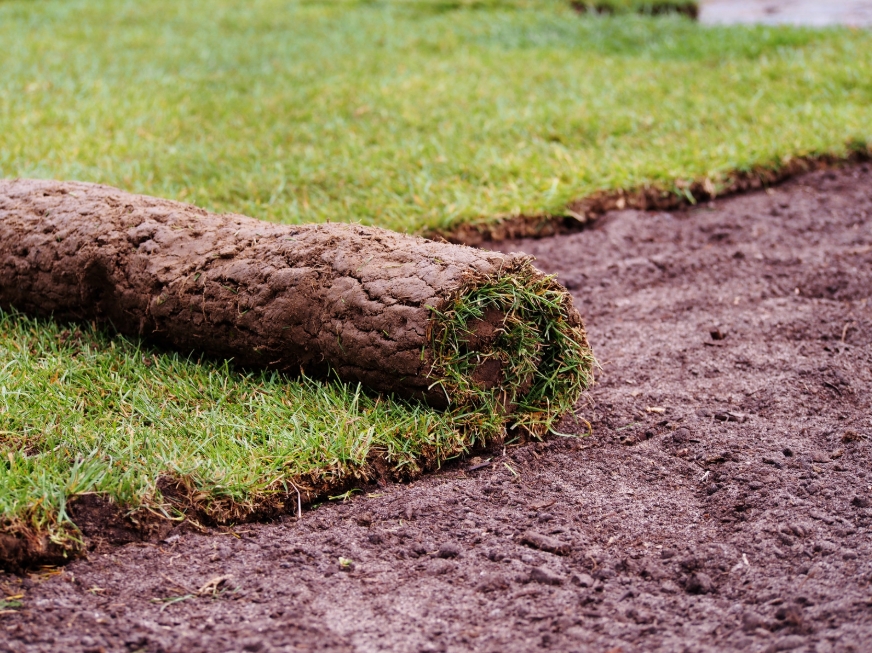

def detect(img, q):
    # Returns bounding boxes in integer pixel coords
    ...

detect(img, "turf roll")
[0,179,594,434]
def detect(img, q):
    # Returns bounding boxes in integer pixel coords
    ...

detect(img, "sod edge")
[434,147,872,246]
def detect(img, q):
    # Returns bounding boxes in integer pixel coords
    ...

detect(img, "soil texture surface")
[2,164,872,652]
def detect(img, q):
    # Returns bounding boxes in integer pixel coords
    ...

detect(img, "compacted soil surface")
[2,164,871,652]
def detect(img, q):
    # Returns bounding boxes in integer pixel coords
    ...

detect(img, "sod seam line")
[434,146,872,245]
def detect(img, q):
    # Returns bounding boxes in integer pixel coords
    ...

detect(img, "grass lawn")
[1,0,871,556]
[3,0,871,233]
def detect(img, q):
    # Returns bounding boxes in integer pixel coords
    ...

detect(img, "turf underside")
[2,0,872,553]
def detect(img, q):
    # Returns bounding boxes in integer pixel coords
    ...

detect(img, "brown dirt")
[2,164,871,652]
[0,179,578,406]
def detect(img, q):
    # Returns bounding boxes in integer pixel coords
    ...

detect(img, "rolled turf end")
[429,258,594,441]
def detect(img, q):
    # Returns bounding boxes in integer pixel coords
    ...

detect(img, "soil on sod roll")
[2,165,869,652]
[0,179,592,432]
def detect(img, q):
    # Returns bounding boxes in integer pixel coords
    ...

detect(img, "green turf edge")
[0,312,486,568]
[0,267,594,568]
[437,144,872,243]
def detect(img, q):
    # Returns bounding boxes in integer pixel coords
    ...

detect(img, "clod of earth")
[0,179,594,436]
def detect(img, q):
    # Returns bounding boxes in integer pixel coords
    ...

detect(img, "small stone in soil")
[486,549,505,562]
[573,572,595,588]
[476,573,509,593]
[660,580,680,594]
[742,611,768,632]
[519,531,570,556]
[671,428,690,443]
[528,567,563,586]
[774,634,807,651]
[367,532,384,545]
[685,571,715,594]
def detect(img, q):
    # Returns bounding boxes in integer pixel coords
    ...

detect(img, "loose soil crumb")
[2,165,871,652]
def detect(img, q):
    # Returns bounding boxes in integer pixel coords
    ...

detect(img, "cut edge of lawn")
[0,446,459,572]
[436,143,872,246]
[0,264,594,571]
[2,422,539,571]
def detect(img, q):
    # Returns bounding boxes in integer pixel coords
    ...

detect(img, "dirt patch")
[2,164,871,652]
[0,533,69,575]
[67,495,173,550]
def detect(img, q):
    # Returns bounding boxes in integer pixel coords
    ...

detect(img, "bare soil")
[2,164,871,653]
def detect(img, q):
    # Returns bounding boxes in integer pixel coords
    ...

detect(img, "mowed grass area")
[2,0,871,233]
[2,0,872,554]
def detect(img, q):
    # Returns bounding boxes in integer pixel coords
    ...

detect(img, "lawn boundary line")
[0,435,486,571]
[0,470,374,571]
[435,146,871,246]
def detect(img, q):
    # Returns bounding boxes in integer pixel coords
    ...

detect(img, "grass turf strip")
[2,0,871,234]
[0,265,592,555]
[0,311,472,552]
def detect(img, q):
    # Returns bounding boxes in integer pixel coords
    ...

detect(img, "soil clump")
[1,165,871,652]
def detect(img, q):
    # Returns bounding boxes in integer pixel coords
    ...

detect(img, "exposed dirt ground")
[2,164,871,652]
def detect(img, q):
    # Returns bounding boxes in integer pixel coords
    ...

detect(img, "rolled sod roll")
[0,179,593,432]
